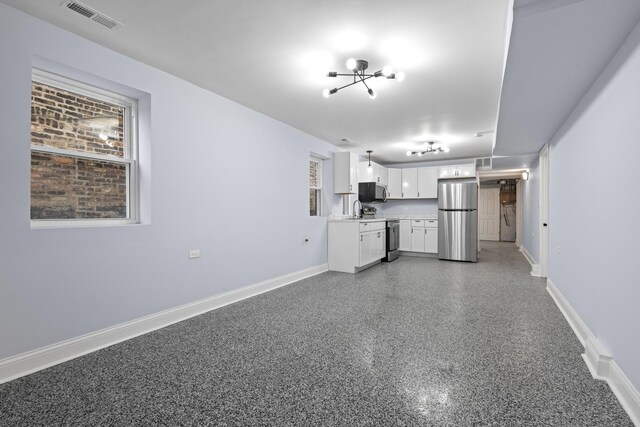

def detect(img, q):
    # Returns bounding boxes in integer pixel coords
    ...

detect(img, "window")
[309,156,322,216]
[30,69,138,226]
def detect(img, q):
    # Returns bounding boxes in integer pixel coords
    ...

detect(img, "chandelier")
[323,58,404,99]
[406,141,450,156]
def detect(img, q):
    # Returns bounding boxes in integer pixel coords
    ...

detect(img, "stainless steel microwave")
[358,182,387,203]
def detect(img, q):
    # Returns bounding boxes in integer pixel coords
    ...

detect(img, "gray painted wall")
[548,20,640,391]
[0,4,341,360]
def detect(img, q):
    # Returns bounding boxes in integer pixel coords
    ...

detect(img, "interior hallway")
[0,242,631,425]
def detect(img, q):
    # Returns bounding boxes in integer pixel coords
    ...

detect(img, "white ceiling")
[5,0,638,172]
[1,0,511,165]
[495,0,640,156]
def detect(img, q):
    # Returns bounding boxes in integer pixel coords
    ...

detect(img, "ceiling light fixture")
[406,141,449,156]
[474,130,495,137]
[323,59,403,99]
[366,150,373,172]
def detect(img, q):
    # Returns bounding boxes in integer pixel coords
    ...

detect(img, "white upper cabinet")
[333,151,358,194]
[417,167,438,198]
[358,161,387,186]
[438,163,476,179]
[387,168,402,199]
[401,168,418,198]
[388,167,438,199]
[358,161,376,183]
[378,165,388,187]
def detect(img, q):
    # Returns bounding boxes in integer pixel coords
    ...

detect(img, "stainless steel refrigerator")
[438,178,478,262]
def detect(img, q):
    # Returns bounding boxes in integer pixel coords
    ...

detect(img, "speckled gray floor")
[0,242,632,426]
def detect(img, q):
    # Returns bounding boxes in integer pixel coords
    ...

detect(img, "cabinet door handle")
[418,192,420,197]
[361,235,363,242]
[349,184,352,191]
[378,232,381,238]
[411,228,413,234]
[425,229,427,234]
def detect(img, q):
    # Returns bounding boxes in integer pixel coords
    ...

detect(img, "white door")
[478,188,500,241]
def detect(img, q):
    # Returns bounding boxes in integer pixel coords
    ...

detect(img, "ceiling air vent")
[475,157,492,170]
[61,1,124,30]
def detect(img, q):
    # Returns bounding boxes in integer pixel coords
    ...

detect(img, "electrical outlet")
[556,246,561,255]
[188,249,201,259]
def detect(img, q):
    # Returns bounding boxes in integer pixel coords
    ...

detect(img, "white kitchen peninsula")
[328,218,386,273]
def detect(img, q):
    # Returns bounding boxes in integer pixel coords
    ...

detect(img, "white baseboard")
[547,278,640,426]
[546,279,588,346]
[519,244,542,277]
[0,263,328,385]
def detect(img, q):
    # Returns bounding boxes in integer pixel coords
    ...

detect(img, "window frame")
[30,68,139,228]
[309,156,323,217]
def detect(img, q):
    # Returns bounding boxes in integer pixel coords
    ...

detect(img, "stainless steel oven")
[383,219,399,262]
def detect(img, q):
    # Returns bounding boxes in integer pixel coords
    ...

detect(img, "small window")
[30,69,138,226]
[309,156,322,216]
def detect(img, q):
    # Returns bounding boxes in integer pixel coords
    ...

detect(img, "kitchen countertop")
[328,217,387,223]
[385,215,438,220]
[328,216,437,222]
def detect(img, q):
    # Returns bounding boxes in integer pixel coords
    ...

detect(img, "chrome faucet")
[352,199,362,219]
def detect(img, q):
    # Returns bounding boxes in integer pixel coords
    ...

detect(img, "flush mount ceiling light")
[323,59,404,99]
[406,141,449,157]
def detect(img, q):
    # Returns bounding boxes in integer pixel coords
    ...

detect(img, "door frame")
[539,143,549,278]
[516,179,522,246]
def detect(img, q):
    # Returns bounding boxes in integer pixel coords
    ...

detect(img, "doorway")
[478,188,500,241]
[479,181,519,243]
[539,144,549,277]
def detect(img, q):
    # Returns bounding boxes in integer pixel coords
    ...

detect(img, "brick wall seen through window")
[309,157,322,216]
[30,70,137,223]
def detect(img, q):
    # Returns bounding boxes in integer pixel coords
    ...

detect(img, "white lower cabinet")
[425,224,438,253]
[399,220,411,251]
[329,220,386,273]
[359,229,385,267]
[410,225,426,251]
[399,219,438,254]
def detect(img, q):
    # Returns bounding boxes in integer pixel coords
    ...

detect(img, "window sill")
[31,219,141,230]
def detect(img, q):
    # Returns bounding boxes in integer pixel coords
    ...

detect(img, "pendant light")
[366,150,373,173]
